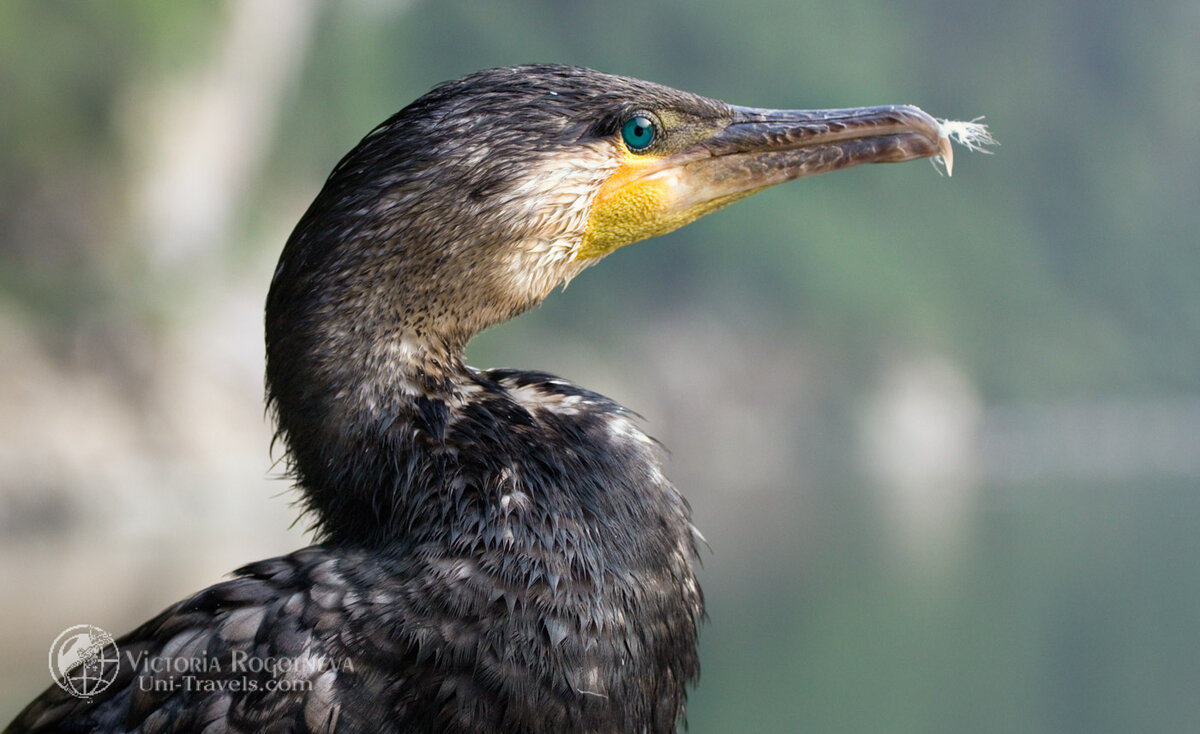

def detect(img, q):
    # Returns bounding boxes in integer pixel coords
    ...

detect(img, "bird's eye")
[621,116,657,151]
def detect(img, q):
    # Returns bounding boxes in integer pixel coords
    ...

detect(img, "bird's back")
[7,371,702,734]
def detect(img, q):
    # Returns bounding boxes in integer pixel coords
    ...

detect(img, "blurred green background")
[2,1,1198,731]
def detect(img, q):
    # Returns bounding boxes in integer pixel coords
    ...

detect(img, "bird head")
[269,65,967,364]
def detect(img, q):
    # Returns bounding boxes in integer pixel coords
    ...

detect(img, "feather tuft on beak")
[934,117,996,176]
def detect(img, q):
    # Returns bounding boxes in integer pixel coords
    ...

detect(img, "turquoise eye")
[621,116,656,151]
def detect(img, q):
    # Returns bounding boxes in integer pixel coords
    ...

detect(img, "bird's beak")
[578,104,956,260]
[668,104,954,208]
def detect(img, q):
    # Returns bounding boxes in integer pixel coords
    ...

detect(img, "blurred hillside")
[3,1,1199,732]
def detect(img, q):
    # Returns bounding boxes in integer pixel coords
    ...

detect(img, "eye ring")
[621,114,657,151]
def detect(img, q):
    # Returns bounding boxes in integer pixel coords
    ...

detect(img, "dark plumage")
[7,65,972,733]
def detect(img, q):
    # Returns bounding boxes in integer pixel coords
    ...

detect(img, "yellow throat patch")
[576,149,755,261]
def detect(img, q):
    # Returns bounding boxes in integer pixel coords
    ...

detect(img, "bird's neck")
[267,296,481,543]
[263,201,589,544]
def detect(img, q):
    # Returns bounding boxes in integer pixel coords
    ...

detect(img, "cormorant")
[6,65,987,734]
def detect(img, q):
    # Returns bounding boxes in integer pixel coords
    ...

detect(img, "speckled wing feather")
[7,551,354,733]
